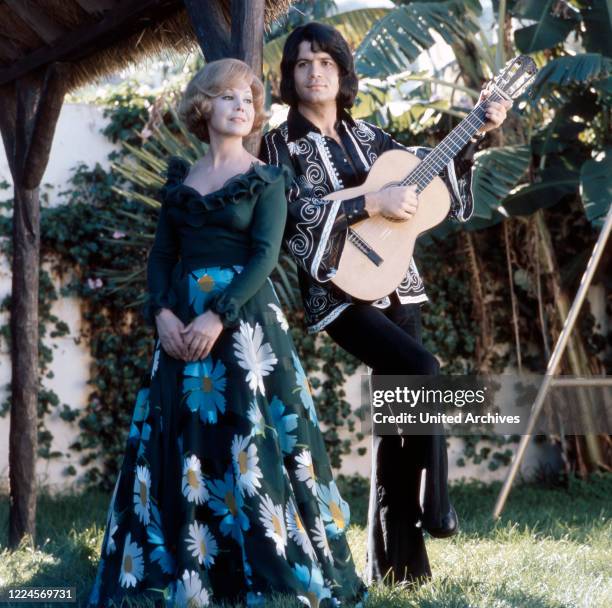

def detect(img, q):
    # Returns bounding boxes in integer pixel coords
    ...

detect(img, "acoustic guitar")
[329,55,538,301]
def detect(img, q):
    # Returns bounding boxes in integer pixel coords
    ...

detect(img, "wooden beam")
[0,0,182,87]
[5,0,67,45]
[183,0,231,61]
[75,0,117,14]
[24,63,71,189]
[0,37,20,63]
[0,84,18,178]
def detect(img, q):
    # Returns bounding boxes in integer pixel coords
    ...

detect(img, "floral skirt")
[88,265,367,607]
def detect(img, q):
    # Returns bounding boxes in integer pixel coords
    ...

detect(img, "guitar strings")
[408,90,506,185]
[344,58,536,264]
[403,100,494,190]
[360,93,503,237]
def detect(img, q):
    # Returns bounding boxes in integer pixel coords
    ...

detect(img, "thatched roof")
[0,0,292,91]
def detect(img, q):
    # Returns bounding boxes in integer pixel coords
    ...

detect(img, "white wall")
[0,103,117,194]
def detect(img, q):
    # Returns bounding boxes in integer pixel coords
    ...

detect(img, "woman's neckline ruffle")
[160,156,288,214]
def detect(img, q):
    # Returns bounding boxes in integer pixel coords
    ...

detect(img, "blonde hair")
[178,59,266,143]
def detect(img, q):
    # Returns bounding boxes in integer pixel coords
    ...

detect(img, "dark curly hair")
[280,22,359,110]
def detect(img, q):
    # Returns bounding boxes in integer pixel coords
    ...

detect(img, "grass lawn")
[0,474,610,607]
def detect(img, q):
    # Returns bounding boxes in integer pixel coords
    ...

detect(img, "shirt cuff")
[208,292,241,329]
[470,130,486,143]
[143,291,177,327]
[342,195,368,225]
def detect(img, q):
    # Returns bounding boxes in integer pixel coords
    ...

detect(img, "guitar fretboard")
[403,89,506,193]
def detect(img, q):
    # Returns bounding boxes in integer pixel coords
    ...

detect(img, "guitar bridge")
[348,229,384,266]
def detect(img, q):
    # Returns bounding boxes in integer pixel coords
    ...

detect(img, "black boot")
[422,504,459,539]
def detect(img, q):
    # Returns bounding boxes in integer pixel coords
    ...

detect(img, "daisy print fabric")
[88,263,366,608]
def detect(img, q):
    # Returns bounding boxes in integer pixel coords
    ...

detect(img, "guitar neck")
[404,90,506,192]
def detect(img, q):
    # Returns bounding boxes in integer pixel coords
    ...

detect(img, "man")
[260,22,511,585]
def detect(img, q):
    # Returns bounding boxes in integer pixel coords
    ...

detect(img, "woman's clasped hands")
[155,308,223,361]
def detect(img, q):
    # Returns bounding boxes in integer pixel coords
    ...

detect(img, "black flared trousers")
[326,296,450,584]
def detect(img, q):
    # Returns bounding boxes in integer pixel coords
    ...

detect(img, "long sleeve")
[143,201,180,326]
[373,124,476,223]
[207,167,289,328]
[260,130,363,284]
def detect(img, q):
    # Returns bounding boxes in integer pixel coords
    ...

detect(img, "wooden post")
[0,63,69,548]
[231,0,265,76]
[183,0,231,61]
[231,0,265,154]
[183,0,266,155]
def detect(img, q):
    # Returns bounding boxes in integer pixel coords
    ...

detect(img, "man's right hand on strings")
[365,184,419,220]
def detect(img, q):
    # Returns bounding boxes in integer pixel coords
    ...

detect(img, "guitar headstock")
[485,55,538,101]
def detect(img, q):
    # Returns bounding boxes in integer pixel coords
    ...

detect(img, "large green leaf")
[513,0,579,53]
[502,166,580,216]
[528,53,611,102]
[512,0,611,57]
[580,149,612,227]
[529,89,600,156]
[386,100,468,132]
[514,17,577,53]
[531,121,587,156]
[471,145,531,220]
[593,75,612,96]
[354,1,481,78]
[354,69,480,120]
[579,0,612,58]
[263,8,390,78]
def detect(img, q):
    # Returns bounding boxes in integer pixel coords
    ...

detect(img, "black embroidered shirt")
[260,107,477,333]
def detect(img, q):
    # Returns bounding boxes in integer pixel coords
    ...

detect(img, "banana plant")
[480,2,610,225]
[580,148,612,228]
[495,52,610,223]
[356,0,611,229]
[354,0,483,78]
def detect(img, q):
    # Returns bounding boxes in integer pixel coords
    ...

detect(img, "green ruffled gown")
[87,157,367,608]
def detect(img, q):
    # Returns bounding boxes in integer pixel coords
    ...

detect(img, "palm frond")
[167,107,208,157]
[471,145,531,220]
[529,53,612,102]
[121,142,168,175]
[113,157,165,190]
[110,186,160,209]
[354,1,482,78]
[513,0,579,54]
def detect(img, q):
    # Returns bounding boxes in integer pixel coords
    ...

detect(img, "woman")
[87,59,367,608]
